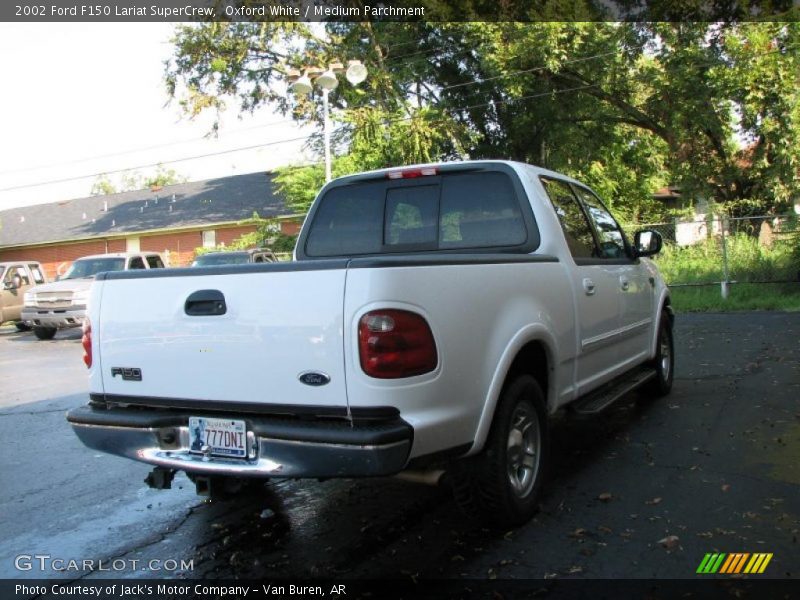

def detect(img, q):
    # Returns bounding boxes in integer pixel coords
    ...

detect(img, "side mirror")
[634,229,663,258]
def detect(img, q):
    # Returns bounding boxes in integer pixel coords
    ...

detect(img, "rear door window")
[304,169,531,257]
[541,178,598,259]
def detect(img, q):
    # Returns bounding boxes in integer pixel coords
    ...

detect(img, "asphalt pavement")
[1,313,798,582]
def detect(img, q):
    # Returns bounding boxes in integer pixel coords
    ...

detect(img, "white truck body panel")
[95,269,348,408]
[342,260,573,458]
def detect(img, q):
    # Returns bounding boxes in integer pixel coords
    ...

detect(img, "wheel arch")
[650,289,674,358]
[469,326,556,456]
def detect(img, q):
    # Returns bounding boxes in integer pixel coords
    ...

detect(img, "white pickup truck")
[67,161,673,527]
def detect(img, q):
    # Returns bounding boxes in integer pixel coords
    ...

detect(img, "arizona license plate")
[188,417,247,458]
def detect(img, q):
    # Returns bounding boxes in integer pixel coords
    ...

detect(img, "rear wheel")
[451,375,548,528]
[33,326,57,340]
[644,311,674,397]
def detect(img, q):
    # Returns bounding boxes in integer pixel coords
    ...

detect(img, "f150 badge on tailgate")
[111,367,142,381]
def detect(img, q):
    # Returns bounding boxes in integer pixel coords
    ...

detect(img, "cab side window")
[540,178,598,259]
[28,264,45,283]
[129,257,146,270]
[5,266,30,285]
[572,186,628,259]
[146,256,164,269]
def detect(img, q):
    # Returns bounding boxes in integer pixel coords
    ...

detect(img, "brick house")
[0,172,302,279]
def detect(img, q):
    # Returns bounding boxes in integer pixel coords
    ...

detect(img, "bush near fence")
[623,215,800,287]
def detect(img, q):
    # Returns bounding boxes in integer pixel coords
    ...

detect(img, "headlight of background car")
[23,291,36,307]
[72,290,90,307]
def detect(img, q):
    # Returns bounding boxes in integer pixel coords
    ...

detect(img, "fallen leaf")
[598,492,613,502]
[659,535,680,550]
[569,528,588,538]
[721,484,731,493]
[567,566,583,574]
[645,497,663,505]
[696,531,714,538]
[598,525,613,534]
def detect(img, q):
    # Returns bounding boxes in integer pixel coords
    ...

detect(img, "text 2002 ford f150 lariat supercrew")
[67,161,673,527]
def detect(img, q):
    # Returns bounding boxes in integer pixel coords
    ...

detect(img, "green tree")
[90,165,188,196]
[166,20,800,221]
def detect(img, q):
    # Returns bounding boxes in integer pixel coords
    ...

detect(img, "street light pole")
[322,88,332,183]
[288,61,368,184]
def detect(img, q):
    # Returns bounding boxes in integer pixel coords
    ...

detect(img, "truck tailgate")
[95,266,348,412]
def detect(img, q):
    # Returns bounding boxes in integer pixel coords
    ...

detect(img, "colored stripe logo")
[696,553,773,574]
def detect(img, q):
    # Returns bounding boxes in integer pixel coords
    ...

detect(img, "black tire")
[644,311,674,397]
[15,322,31,332]
[33,326,57,340]
[450,375,549,528]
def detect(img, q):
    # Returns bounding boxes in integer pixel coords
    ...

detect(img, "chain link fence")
[622,214,800,294]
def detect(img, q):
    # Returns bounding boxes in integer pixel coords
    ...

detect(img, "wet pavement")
[1,313,798,581]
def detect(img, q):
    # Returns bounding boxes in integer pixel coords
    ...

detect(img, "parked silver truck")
[22,252,165,340]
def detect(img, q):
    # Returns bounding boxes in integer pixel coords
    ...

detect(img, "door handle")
[582,278,596,296]
[185,289,227,316]
[620,278,630,292]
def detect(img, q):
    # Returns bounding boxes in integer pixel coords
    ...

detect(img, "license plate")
[188,417,247,458]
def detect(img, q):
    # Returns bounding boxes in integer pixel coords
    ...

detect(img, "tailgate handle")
[185,290,227,316]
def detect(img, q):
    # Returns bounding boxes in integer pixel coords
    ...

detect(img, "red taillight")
[358,310,437,378]
[81,319,92,368]
[385,167,438,179]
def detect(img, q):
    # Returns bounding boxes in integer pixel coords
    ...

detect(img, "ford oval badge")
[299,371,331,386]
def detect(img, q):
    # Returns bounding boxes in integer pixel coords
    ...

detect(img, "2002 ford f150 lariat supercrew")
[67,161,673,527]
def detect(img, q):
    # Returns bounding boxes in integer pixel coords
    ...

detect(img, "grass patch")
[654,234,798,285]
[670,283,800,312]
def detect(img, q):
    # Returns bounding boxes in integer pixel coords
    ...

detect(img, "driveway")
[1,313,798,582]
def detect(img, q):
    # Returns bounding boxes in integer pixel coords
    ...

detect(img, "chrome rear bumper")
[67,404,412,478]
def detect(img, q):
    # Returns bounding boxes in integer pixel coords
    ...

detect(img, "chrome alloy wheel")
[506,403,541,498]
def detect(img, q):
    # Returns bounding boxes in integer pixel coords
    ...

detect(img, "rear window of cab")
[303,170,536,258]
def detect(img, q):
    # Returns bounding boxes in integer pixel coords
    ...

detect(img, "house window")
[202,230,216,248]
[126,237,140,253]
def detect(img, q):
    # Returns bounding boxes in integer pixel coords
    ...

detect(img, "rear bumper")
[21,306,85,329]
[67,404,413,478]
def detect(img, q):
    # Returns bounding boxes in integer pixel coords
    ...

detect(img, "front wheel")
[644,311,674,397]
[15,322,31,332]
[451,375,549,528]
[33,326,57,340]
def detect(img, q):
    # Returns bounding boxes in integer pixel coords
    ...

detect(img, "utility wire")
[0,135,312,193]
[0,118,298,177]
[3,43,796,192]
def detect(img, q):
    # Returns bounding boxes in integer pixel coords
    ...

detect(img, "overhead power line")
[3,43,796,193]
[0,118,297,177]
[0,135,311,193]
